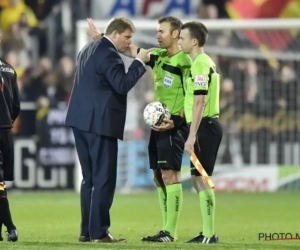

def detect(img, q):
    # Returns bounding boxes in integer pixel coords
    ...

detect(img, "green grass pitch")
[1,191,300,249]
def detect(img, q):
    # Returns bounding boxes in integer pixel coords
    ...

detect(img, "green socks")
[157,186,215,238]
[199,189,215,238]
[157,187,167,228]
[164,183,183,238]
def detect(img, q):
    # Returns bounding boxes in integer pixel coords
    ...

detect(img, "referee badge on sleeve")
[194,75,206,87]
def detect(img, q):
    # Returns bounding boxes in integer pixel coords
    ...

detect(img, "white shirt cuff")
[135,58,145,67]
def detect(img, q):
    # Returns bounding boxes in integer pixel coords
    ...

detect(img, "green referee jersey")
[185,53,220,123]
[142,48,192,115]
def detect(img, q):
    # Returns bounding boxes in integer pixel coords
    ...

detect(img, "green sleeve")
[191,62,210,95]
[137,48,160,68]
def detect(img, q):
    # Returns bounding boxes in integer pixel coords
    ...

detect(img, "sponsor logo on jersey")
[0,60,14,74]
[163,75,174,88]
[195,74,206,87]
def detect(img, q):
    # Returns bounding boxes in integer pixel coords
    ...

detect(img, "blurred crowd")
[0,0,91,135]
[1,0,299,164]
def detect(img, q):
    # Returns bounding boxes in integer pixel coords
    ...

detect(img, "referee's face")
[179,28,192,54]
[156,22,173,48]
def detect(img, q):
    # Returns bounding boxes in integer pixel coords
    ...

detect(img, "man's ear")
[172,29,179,39]
[192,38,198,47]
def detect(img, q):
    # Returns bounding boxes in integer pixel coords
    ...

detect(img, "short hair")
[105,17,135,35]
[181,21,208,47]
[158,16,182,33]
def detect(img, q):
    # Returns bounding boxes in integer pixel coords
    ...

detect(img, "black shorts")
[0,131,14,181]
[191,118,223,176]
[148,124,189,171]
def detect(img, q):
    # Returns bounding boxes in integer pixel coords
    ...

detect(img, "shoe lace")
[154,230,165,236]
[158,230,173,239]
[193,232,203,239]
[158,230,168,235]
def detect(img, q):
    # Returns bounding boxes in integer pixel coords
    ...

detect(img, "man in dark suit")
[65,17,153,243]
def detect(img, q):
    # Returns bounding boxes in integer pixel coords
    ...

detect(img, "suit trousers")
[72,127,118,240]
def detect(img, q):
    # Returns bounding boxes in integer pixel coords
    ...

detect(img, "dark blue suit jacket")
[65,37,146,140]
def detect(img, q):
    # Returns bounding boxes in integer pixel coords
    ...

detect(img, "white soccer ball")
[143,101,171,126]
